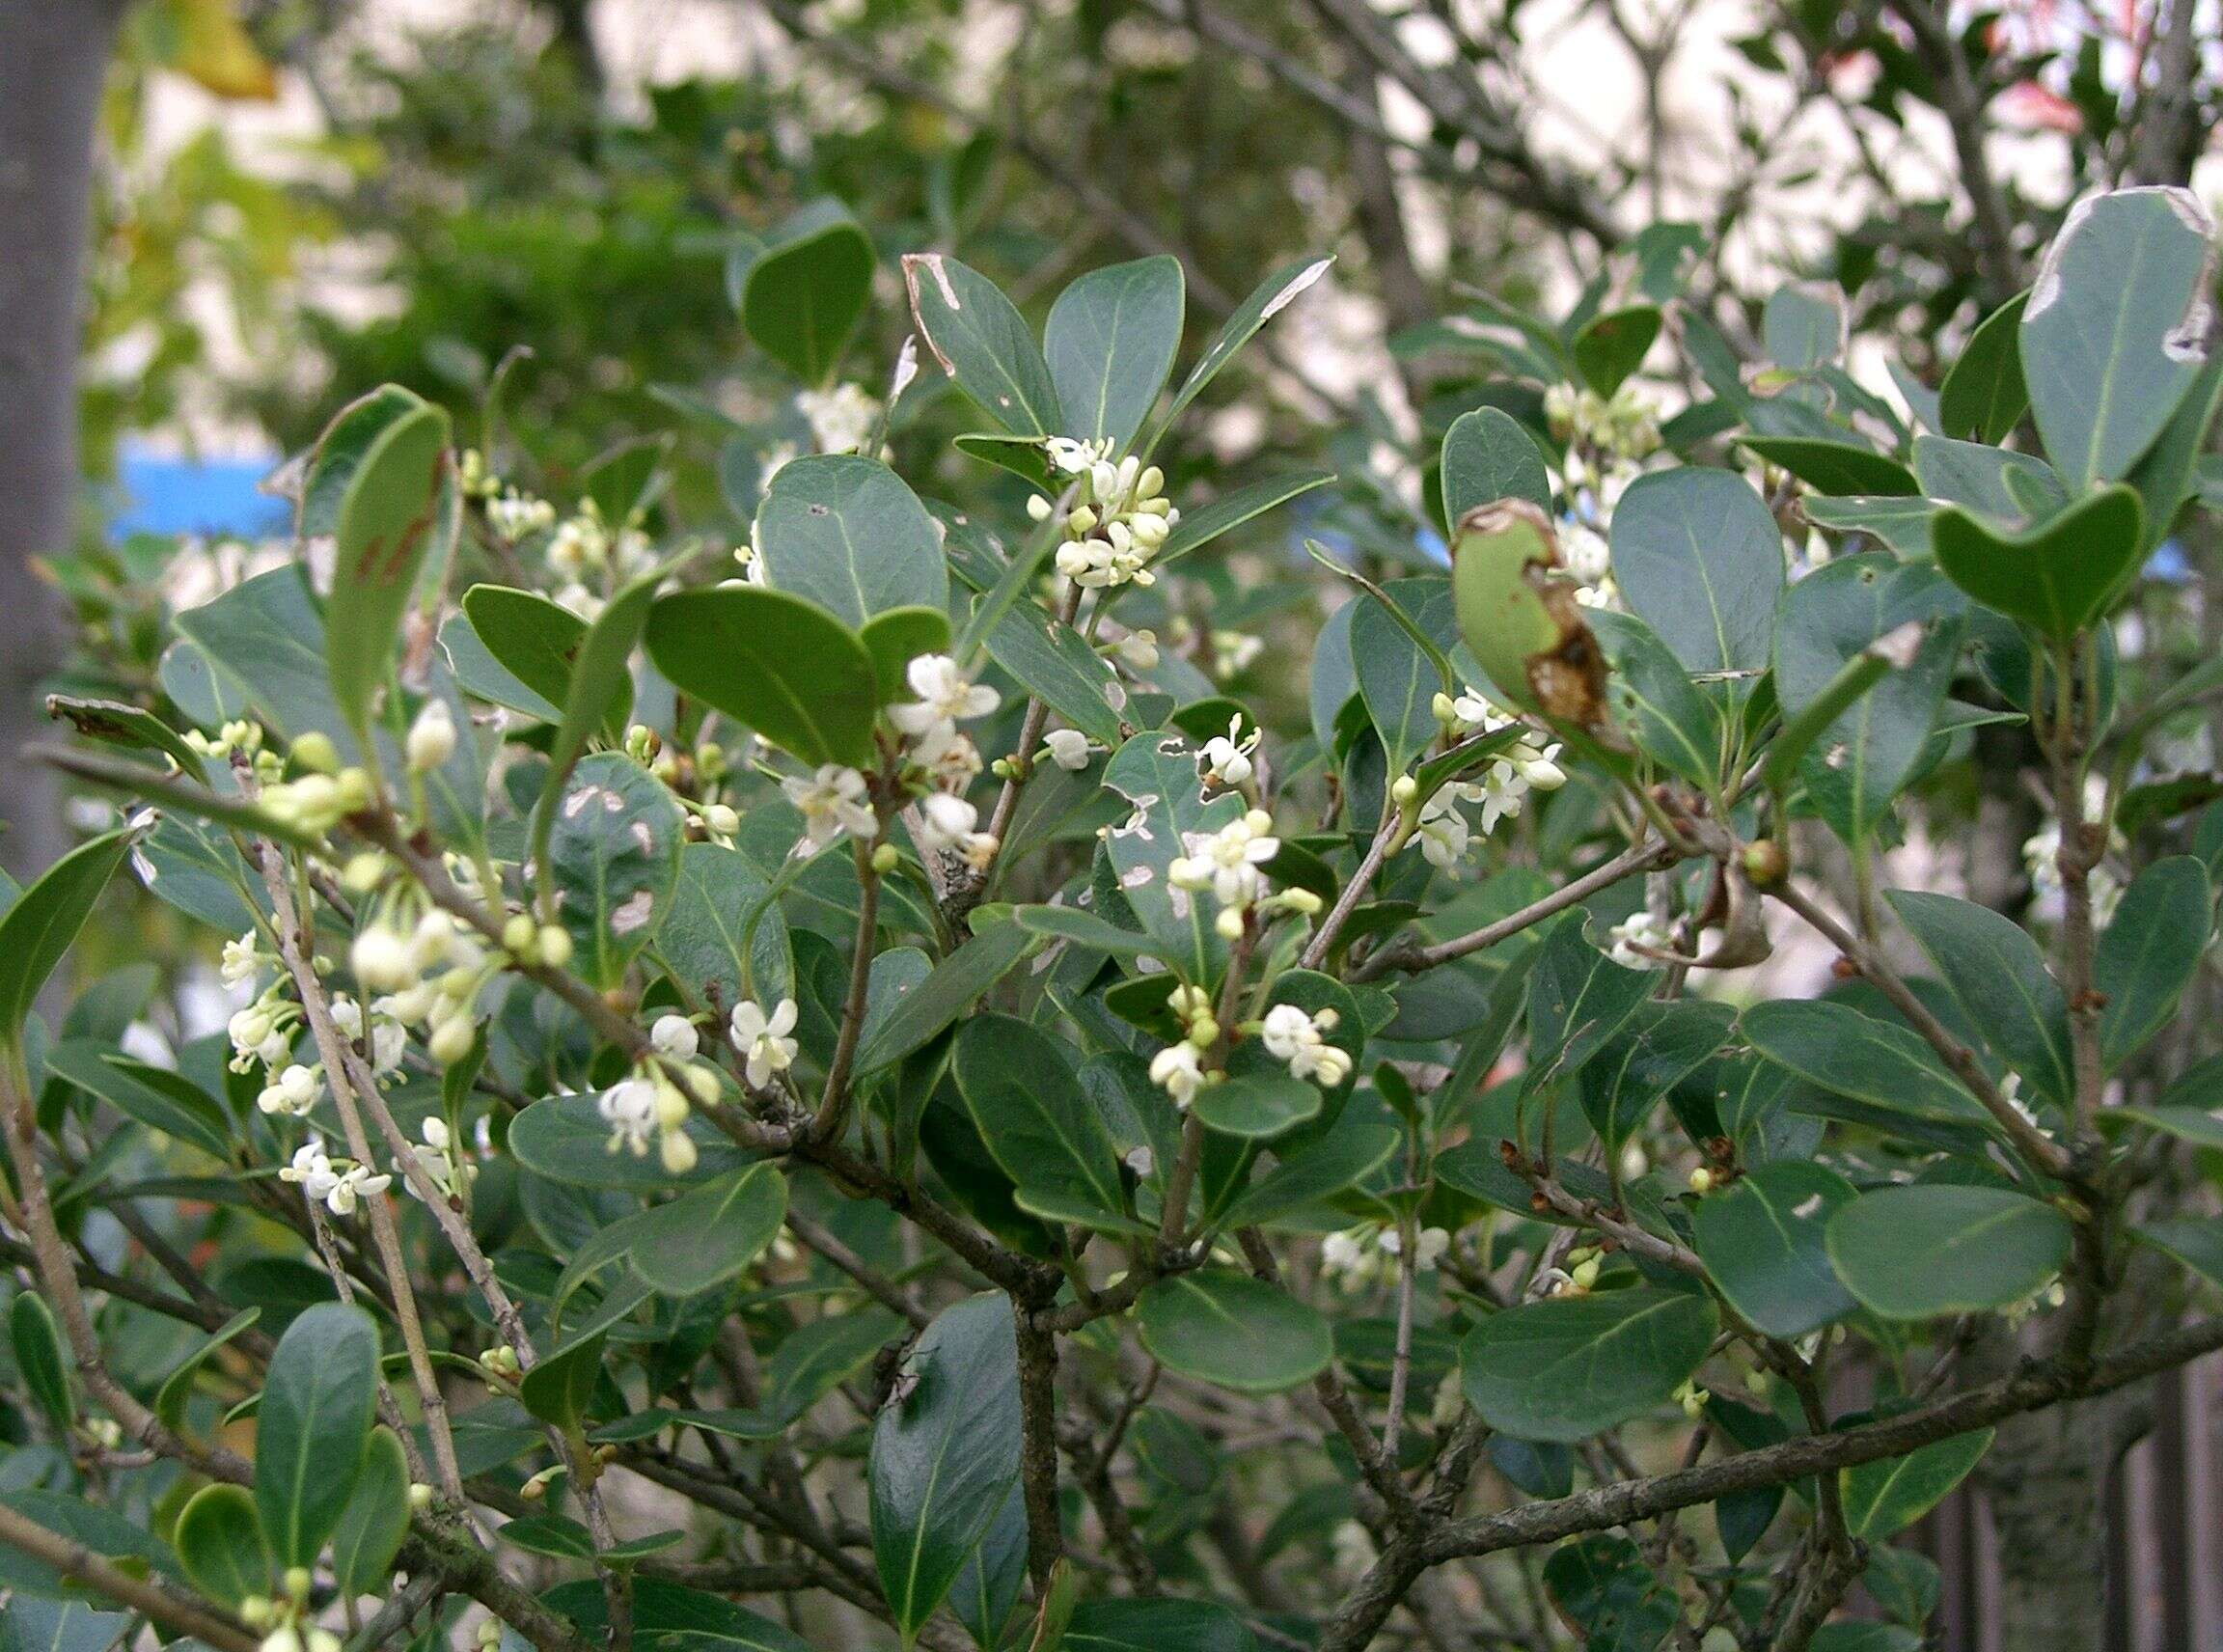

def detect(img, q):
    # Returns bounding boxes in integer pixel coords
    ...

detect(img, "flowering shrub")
[7,185,2223,1652]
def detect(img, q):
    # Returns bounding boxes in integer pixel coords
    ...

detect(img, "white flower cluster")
[1544,381,1661,463]
[1169,810,1280,939]
[1148,983,1221,1110]
[1259,1003,1351,1088]
[797,382,881,454]
[1605,910,1674,970]
[279,1140,391,1218]
[1402,691,1567,869]
[1030,444,1181,591]
[1320,1224,1451,1290]
[598,1011,730,1173]
[396,1115,477,1203]
[541,498,657,619]
[352,894,519,1068]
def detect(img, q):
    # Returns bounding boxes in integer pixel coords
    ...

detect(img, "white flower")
[1605,912,1673,970]
[398,1115,475,1201]
[909,725,984,788]
[651,1014,700,1061]
[1260,1004,1352,1088]
[486,489,556,539]
[1211,630,1262,678]
[220,932,261,989]
[405,700,456,772]
[1321,1228,1386,1291]
[782,764,876,851]
[352,925,417,993]
[1473,762,1531,833]
[1045,436,1111,476]
[914,791,980,853]
[599,1078,659,1156]
[1199,717,1258,788]
[1414,791,1470,869]
[257,1063,320,1117]
[279,1142,338,1204]
[730,998,801,1088]
[1042,729,1093,771]
[890,654,999,735]
[323,1164,393,1217]
[1112,629,1159,672]
[796,383,881,454]
[1148,1041,1205,1109]
[1168,810,1280,911]
[1379,1225,1452,1271]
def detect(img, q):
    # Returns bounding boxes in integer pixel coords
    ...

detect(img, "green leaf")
[2021,186,2217,489]
[985,605,1127,747]
[862,606,953,704]
[9,1293,73,1433]
[1841,1427,1994,1540]
[645,586,879,768]
[1543,1533,1677,1652]
[508,1094,744,1190]
[546,753,683,990]
[1146,255,1332,448]
[520,1333,607,1431]
[2135,1219,2223,1289]
[1577,998,1736,1149]
[1015,903,1163,958]
[755,455,948,628]
[1588,608,1724,787]
[1608,468,1783,689]
[740,199,875,385]
[854,917,1037,1075]
[1802,495,1938,559]
[1441,406,1551,522]
[499,1515,596,1559]
[330,1426,411,1597]
[1354,580,1456,774]
[1571,305,1661,397]
[1525,916,1658,1085]
[1688,1161,1859,1337]
[952,1014,1130,1229]
[1222,1106,1402,1227]
[40,1044,231,1161]
[255,1302,378,1568]
[902,254,1062,436]
[869,1293,1022,1643]
[1937,291,2030,443]
[459,585,623,731]
[1460,1285,1718,1444]
[43,694,207,783]
[1772,555,1965,839]
[1193,1070,1323,1139]
[947,1489,1027,1651]
[546,1577,813,1651]
[2097,856,2212,1068]
[656,843,793,1012]
[1155,468,1336,569]
[1913,434,2064,520]
[1101,731,1245,982]
[1135,1271,1332,1393]
[1741,437,1918,497]
[174,1484,268,1609]
[1063,1599,1258,1652]
[0,1600,130,1652]
[1826,1185,2072,1319]
[1044,256,1184,453]
[1933,484,2145,641]
[1885,889,2072,1109]
[629,1164,789,1298]
[1741,999,1990,1128]
[325,399,452,737]
[1763,282,1846,370]
[0,829,133,1055]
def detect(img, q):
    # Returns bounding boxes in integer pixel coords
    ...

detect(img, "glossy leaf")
[1826,1186,2072,1319]
[869,1293,1023,1642]
[1938,291,2030,443]
[1064,1599,1258,1652]
[655,843,794,1012]
[1354,579,1456,774]
[325,399,452,736]
[1742,437,1917,497]
[255,1302,378,1567]
[755,454,947,628]
[985,605,1127,747]
[740,199,874,385]
[1933,484,2145,641]
[1441,406,1551,524]
[1886,889,2072,1109]
[1689,1161,1859,1337]
[545,753,683,989]
[1044,256,1184,452]
[2097,856,2211,1069]
[902,253,1062,435]
[1571,305,1660,397]
[1841,1428,1994,1540]
[1135,1271,1332,1393]
[330,1426,411,1597]
[0,829,133,1054]
[1461,1286,1717,1443]
[1588,608,1723,787]
[1147,254,1332,446]
[9,1288,74,1432]
[630,1164,790,1298]
[2021,186,2216,489]
[174,1484,268,1609]
[1608,468,1783,689]
[1101,730,1244,982]
[645,586,879,768]
[1525,916,1659,1086]
[1742,999,1990,1127]
[952,1013,1130,1229]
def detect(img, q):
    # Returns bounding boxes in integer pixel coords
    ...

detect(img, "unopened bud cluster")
[1030,442,1180,591]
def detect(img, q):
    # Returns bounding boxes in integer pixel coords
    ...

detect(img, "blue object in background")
[107,444,290,541]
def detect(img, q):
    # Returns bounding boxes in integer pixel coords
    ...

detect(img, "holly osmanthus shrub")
[8,189,2223,1652]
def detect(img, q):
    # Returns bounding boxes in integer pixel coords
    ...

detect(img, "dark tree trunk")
[0,0,128,884]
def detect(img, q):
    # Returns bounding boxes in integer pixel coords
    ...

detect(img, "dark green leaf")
[1044,256,1184,453]
[1441,406,1551,522]
[255,1302,378,1567]
[326,399,452,736]
[1689,1161,1858,1337]
[0,829,132,1054]
[1156,469,1336,569]
[1742,999,1990,1127]
[546,753,683,990]
[952,1013,1131,1229]
[645,586,879,768]
[1135,1271,1331,1393]
[1460,1286,1717,1443]
[902,254,1062,435]
[1608,468,1783,688]
[755,455,947,628]
[1064,1599,1257,1652]
[1148,255,1332,445]
[1933,484,2145,641]
[1826,1186,2072,1319]
[2097,856,2211,1068]
[9,1292,73,1433]
[174,1485,268,1609]
[1571,306,1661,397]
[740,199,874,385]
[1885,889,2072,1109]
[1937,291,2030,443]
[331,1426,411,1596]
[1841,1428,1993,1540]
